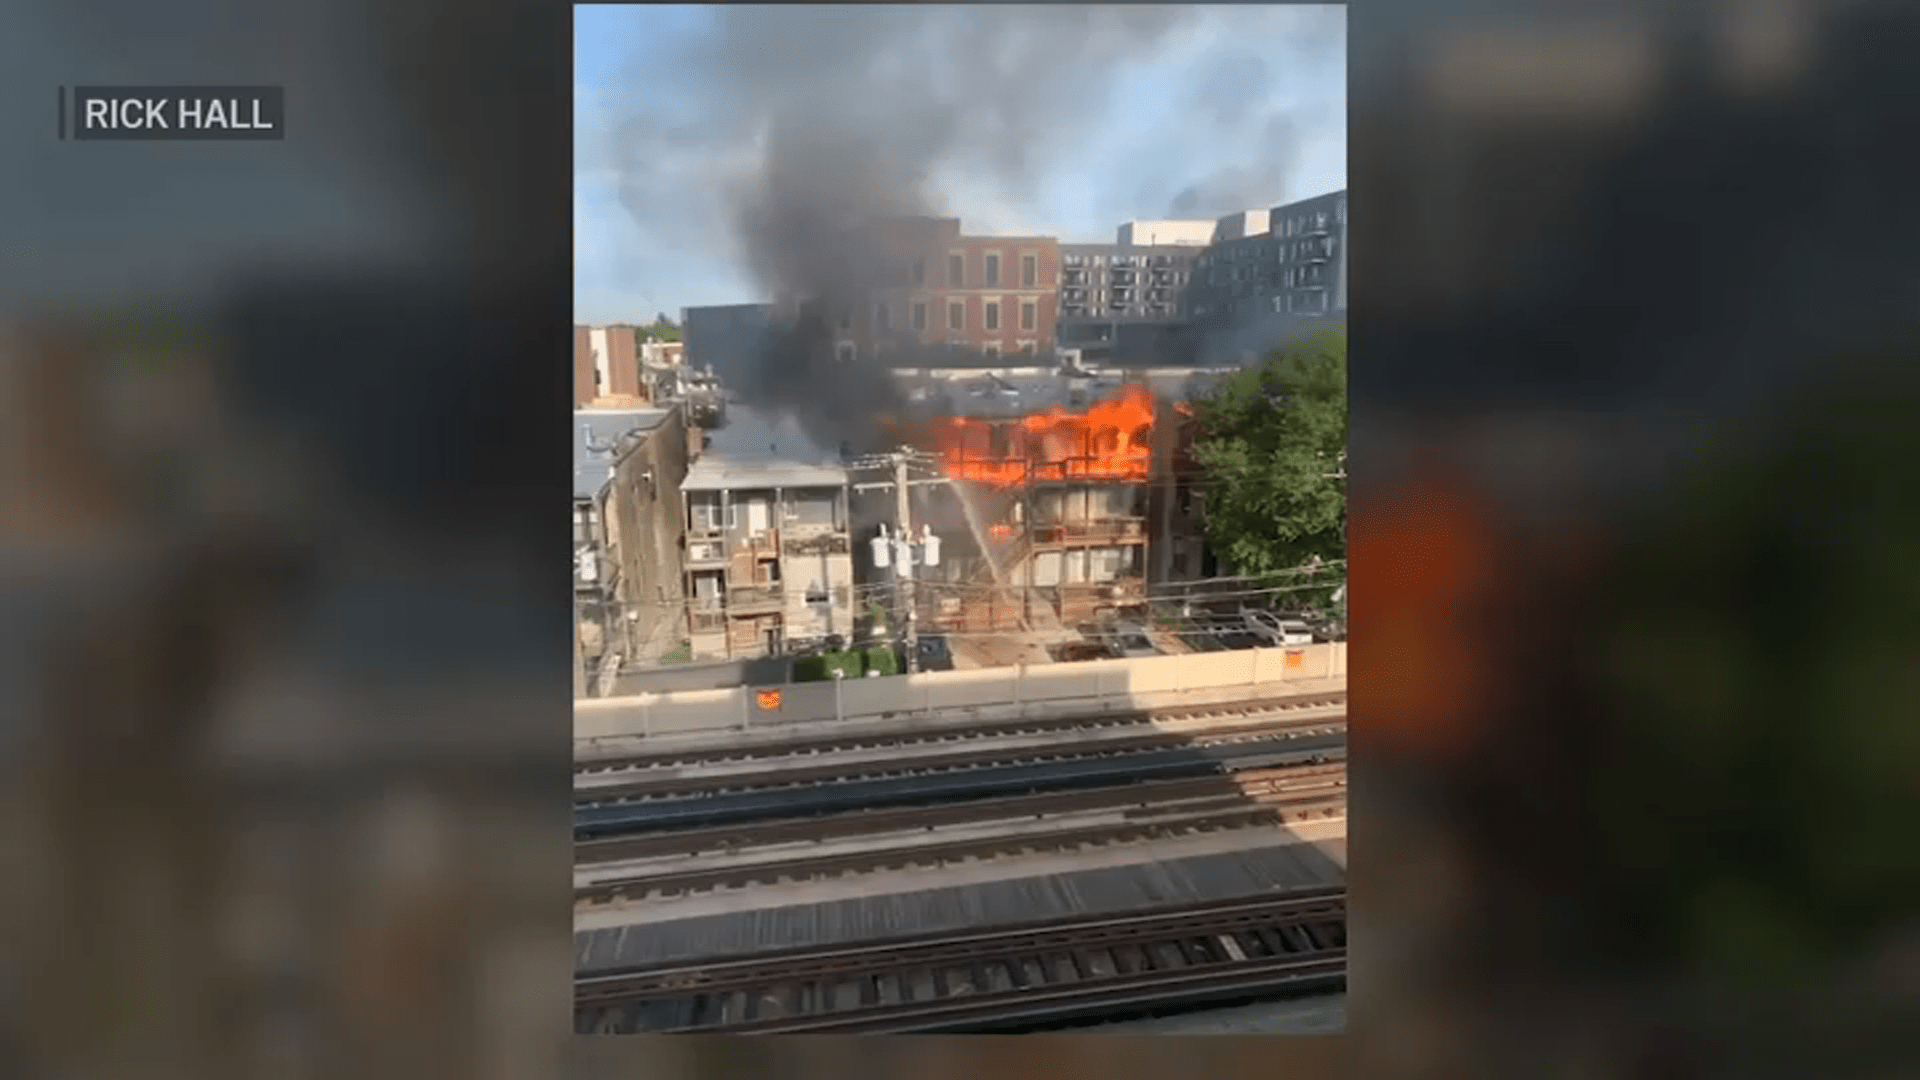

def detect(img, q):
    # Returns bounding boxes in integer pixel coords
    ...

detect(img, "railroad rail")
[573,735,1346,839]
[575,763,1347,866]
[576,798,1345,904]
[575,692,1348,777]
[575,887,1347,1033]
[575,717,1347,806]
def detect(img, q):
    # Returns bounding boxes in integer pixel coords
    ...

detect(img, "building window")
[1017,340,1035,354]
[1020,253,1037,288]
[911,258,926,286]
[984,253,1001,287]
[948,300,965,331]
[948,252,964,287]
[911,301,927,331]
[983,343,1000,359]
[984,301,1000,331]
[837,341,856,362]
[875,302,890,332]
[1020,300,1036,331]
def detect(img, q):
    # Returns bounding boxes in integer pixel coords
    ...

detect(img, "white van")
[1242,610,1314,646]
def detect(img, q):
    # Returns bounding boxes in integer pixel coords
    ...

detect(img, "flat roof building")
[1115,219,1218,247]
[679,406,856,660]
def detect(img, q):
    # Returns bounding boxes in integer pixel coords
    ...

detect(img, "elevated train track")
[573,733,1346,839]
[575,887,1347,1034]
[575,716,1346,806]
[576,765,1346,904]
[576,762,1348,866]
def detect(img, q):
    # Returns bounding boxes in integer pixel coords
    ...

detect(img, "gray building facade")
[1180,190,1347,352]
[1056,243,1201,363]
[681,302,772,387]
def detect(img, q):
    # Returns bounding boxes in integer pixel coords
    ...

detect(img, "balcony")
[735,529,780,558]
[728,584,784,612]
[783,529,849,555]
[689,607,726,633]
[685,538,727,567]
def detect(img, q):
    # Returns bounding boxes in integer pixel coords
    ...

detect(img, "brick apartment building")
[794,217,1062,364]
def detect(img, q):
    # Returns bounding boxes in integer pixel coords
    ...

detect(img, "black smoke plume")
[601,6,1344,443]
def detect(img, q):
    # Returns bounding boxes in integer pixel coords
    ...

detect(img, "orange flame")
[939,384,1156,487]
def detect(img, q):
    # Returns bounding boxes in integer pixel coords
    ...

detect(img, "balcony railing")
[1031,519,1148,544]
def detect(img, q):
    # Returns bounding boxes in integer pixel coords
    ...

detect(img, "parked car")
[915,635,956,672]
[1242,609,1315,646]
[1108,622,1162,658]
[1052,642,1112,663]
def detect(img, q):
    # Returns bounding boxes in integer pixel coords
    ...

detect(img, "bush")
[793,650,863,682]
[862,645,899,677]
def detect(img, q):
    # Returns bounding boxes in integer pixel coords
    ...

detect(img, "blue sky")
[575,5,1346,325]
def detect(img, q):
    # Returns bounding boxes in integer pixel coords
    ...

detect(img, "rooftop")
[890,367,1235,418]
[574,406,672,500]
[680,404,849,492]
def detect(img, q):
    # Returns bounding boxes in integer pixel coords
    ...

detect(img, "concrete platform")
[575,823,1346,971]
[576,678,1346,763]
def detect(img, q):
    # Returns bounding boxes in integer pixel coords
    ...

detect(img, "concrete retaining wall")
[575,642,1345,743]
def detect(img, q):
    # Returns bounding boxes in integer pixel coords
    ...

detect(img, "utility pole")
[893,449,920,673]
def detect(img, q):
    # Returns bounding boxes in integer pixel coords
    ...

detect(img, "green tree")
[640,314,682,343]
[1191,328,1347,598]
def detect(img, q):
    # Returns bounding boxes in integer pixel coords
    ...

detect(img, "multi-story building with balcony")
[894,365,1234,633]
[678,407,855,659]
[1181,191,1347,348]
[1268,189,1348,318]
[1056,241,1204,364]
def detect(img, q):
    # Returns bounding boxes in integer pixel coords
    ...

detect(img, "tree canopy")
[1190,328,1347,603]
[639,314,682,343]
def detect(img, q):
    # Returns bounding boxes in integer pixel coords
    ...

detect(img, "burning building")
[884,360,1237,636]
[904,375,1160,631]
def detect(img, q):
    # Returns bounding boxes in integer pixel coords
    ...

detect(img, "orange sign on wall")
[1285,650,1306,667]
[756,689,782,711]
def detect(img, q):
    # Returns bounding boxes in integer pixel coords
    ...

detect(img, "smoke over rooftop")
[592,6,1345,444]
